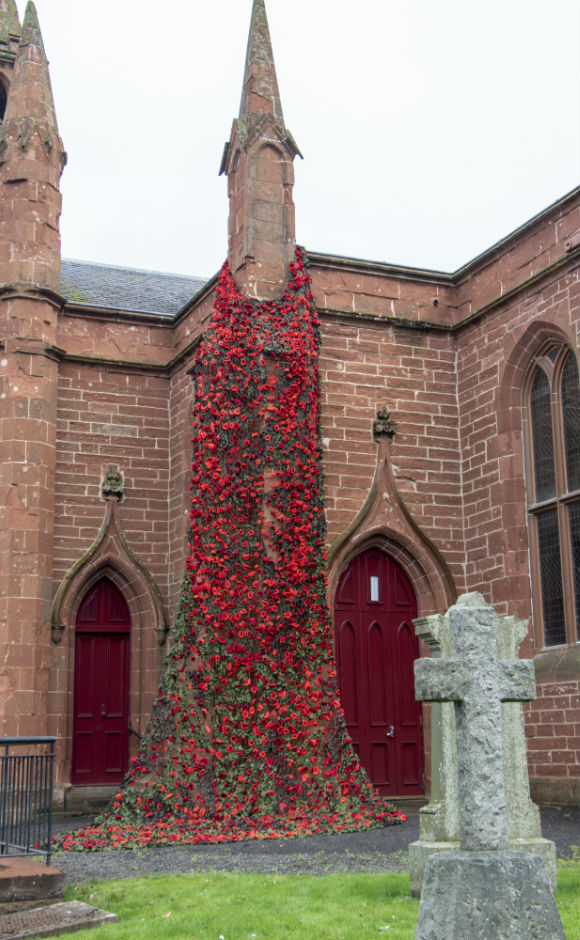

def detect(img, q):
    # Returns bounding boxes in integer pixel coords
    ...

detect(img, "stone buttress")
[0,1,66,735]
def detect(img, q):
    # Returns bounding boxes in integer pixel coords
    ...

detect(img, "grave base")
[408,835,557,896]
[415,850,565,940]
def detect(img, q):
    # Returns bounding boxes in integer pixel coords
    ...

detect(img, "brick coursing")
[525,684,580,780]
[53,365,171,599]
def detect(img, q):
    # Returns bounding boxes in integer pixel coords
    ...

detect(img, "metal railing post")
[0,737,56,865]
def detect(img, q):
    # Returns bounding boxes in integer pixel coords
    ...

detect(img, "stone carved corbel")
[372,407,397,439]
[101,466,124,499]
[50,622,66,645]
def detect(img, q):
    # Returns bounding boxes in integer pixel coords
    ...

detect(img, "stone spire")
[220,0,302,299]
[0,0,66,290]
[0,1,21,78]
[0,0,21,42]
[238,0,284,126]
[4,2,62,140]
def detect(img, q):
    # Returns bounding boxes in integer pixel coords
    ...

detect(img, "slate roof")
[60,259,209,317]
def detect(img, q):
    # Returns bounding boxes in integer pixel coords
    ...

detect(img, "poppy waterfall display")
[60,250,403,849]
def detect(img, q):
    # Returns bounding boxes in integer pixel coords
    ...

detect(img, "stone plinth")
[409,596,557,894]
[415,851,565,940]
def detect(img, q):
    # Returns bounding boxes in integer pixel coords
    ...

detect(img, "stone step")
[0,900,117,939]
[0,859,65,904]
[61,786,117,814]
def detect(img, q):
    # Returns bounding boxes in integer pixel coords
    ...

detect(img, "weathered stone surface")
[0,860,65,903]
[0,900,117,940]
[409,597,557,893]
[414,596,535,851]
[413,595,564,939]
[220,0,299,298]
[415,851,565,940]
[409,611,460,894]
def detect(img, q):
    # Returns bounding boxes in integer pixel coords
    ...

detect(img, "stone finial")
[3,2,61,137]
[372,407,397,439]
[0,0,20,41]
[101,467,124,499]
[239,0,284,127]
[19,1,42,49]
[0,0,65,292]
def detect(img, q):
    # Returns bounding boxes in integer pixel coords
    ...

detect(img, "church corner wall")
[312,265,466,603]
[51,359,171,782]
[0,1,66,743]
[453,193,580,804]
[166,288,217,620]
[46,291,214,787]
[310,192,580,804]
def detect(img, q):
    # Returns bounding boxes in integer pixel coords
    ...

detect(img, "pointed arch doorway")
[333,549,424,796]
[72,578,131,785]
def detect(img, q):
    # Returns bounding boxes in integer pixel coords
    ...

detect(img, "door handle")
[386,725,395,738]
[100,703,107,717]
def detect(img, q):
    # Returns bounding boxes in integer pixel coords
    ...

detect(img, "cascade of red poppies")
[59,249,403,850]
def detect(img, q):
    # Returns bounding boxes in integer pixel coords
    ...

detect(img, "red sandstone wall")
[53,364,171,591]
[311,195,580,799]
[49,298,212,782]
[452,241,579,796]
[50,362,171,778]
[309,263,455,325]
[41,193,580,798]
[166,291,216,622]
[318,317,467,597]
[454,263,579,626]
[309,193,579,331]
[453,196,580,324]
[525,682,580,804]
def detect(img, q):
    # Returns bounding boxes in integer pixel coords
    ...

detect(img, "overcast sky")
[19,0,580,279]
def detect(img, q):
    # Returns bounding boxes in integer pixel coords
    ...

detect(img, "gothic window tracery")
[525,346,580,646]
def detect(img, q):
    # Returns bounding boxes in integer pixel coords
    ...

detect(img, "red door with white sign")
[72,578,131,785]
[334,549,423,796]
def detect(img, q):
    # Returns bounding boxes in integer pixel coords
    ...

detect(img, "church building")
[1,0,578,809]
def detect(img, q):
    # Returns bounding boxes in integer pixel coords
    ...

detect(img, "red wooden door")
[72,578,131,786]
[334,550,423,796]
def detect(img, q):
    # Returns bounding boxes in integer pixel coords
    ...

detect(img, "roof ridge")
[61,257,208,281]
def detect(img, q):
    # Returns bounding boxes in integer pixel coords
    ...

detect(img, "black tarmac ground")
[49,805,579,884]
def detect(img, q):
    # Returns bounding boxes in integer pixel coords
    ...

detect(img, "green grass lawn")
[47,864,578,940]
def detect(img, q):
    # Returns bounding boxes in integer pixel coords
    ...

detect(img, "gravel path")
[50,807,579,884]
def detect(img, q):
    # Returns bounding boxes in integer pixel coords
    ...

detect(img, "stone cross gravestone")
[413,594,565,940]
[408,596,556,894]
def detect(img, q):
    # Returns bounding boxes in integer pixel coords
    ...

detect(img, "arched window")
[524,346,580,646]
